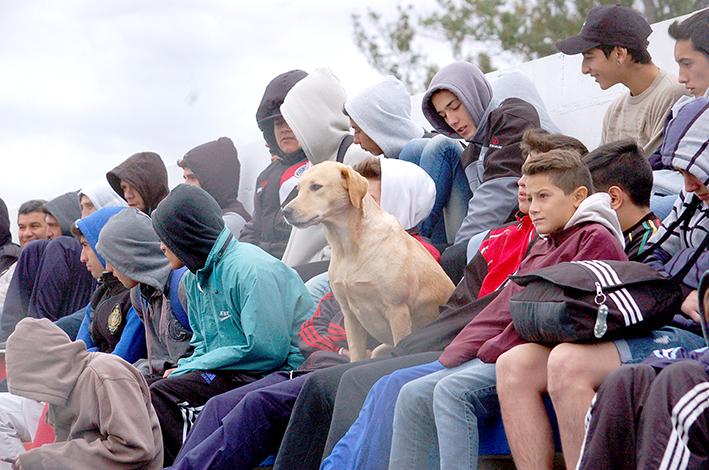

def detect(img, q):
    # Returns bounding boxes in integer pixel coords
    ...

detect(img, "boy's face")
[431,90,477,140]
[44,214,62,240]
[273,116,302,155]
[78,235,104,280]
[350,119,383,156]
[160,242,185,270]
[517,175,530,214]
[581,47,621,90]
[526,174,585,235]
[80,195,96,219]
[120,180,146,213]
[675,39,709,97]
[679,169,709,201]
[106,262,139,289]
[182,167,201,188]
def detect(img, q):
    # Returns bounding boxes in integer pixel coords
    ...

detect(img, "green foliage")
[352,4,438,93]
[352,0,702,91]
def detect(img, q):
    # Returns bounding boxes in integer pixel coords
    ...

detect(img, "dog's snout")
[282,205,293,219]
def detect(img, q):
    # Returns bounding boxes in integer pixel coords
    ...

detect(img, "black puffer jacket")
[239,70,309,259]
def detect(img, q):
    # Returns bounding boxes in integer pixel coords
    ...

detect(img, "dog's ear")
[341,165,369,208]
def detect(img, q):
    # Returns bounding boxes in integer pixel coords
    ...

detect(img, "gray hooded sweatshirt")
[344,76,426,158]
[96,208,192,376]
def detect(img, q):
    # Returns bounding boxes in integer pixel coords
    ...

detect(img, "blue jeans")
[321,361,443,470]
[400,136,471,246]
[390,359,498,470]
[649,194,677,222]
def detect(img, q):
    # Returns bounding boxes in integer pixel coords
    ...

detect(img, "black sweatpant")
[579,362,709,470]
[149,369,258,466]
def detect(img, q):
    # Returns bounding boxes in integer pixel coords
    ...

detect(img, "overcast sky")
[0,0,449,213]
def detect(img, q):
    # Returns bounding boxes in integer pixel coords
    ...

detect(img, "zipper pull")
[594,282,608,339]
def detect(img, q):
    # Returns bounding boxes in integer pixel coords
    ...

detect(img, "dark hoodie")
[0,197,20,274]
[181,137,251,224]
[0,236,95,341]
[6,318,163,469]
[44,191,82,237]
[106,152,169,214]
[256,69,308,159]
[152,184,224,274]
[239,70,310,258]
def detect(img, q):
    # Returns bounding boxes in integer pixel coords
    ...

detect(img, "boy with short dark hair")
[557,4,687,155]
[388,149,627,470]
[668,9,709,99]
[584,139,661,258]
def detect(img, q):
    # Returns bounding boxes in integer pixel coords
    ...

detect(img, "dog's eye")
[310,183,322,191]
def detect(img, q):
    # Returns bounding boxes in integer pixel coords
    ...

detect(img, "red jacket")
[439,222,627,367]
[477,213,535,298]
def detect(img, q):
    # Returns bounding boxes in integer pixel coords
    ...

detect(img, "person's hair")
[70,220,84,239]
[583,139,652,208]
[598,44,652,64]
[521,128,589,156]
[668,9,709,58]
[18,199,47,216]
[522,149,593,195]
[176,157,188,169]
[352,157,382,181]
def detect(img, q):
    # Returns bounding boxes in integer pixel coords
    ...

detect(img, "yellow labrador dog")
[283,161,455,362]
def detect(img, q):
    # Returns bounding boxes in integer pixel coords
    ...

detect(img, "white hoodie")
[280,68,373,266]
[563,192,625,249]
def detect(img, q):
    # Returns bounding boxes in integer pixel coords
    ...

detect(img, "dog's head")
[283,161,369,229]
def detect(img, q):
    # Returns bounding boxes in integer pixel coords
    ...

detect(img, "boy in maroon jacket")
[388,149,627,470]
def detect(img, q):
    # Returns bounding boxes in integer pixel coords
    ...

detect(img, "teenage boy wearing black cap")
[557,4,687,155]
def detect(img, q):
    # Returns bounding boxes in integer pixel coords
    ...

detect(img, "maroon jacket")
[439,222,627,368]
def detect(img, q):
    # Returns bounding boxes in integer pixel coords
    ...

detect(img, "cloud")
[0,0,389,212]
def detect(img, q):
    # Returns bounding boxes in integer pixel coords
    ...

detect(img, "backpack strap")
[336,135,354,163]
[167,266,190,331]
[633,195,701,262]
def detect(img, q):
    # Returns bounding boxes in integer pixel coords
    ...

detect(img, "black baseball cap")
[556,4,652,55]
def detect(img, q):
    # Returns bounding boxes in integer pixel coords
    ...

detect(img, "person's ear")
[615,46,628,66]
[573,186,589,207]
[607,186,624,210]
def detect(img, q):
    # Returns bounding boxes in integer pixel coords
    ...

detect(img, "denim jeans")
[321,360,444,470]
[390,359,498,470]
[400,136,471,246]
